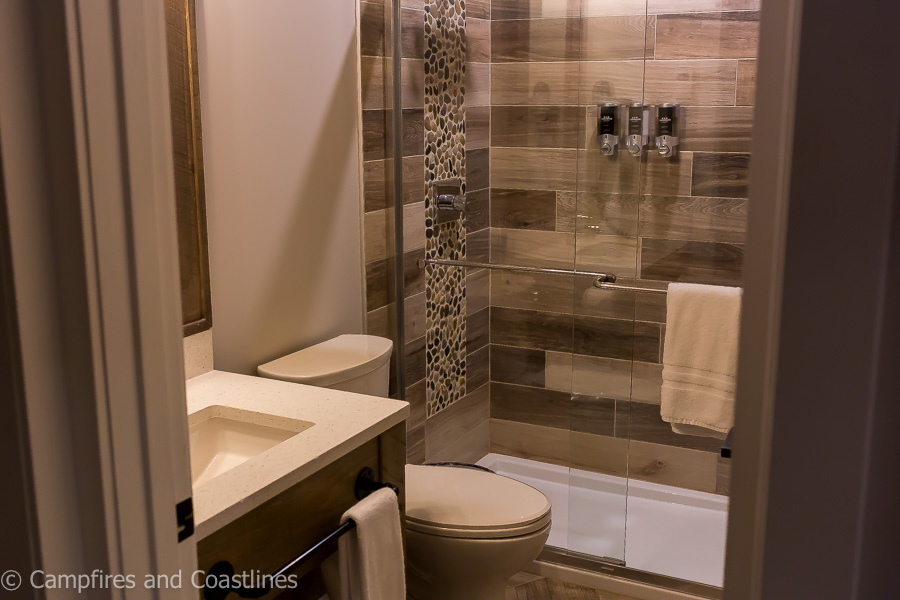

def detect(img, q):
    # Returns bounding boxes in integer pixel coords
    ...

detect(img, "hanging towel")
[339,487,406,600]
[660,282,742,438]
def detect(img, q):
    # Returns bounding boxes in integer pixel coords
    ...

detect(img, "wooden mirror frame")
[165,0,212,336]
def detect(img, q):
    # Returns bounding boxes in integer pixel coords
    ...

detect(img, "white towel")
[660,282,742,438]
[339,487,406,600]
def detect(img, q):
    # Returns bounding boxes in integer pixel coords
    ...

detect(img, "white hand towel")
[339,487,406,600]
[660,282,742,438]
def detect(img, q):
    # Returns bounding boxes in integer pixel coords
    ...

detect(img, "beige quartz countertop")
[186,370,408,539]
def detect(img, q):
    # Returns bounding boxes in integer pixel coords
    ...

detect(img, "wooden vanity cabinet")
[196,422,406,599]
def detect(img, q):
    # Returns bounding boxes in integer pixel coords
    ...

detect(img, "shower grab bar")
[202,468,398,600]
[417,257,668,294]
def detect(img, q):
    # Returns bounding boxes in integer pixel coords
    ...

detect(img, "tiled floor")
[506,573,641,600]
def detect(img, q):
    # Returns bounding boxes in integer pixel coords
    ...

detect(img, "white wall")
[197,0,365,374]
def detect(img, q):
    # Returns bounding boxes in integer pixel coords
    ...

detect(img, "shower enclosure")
[360,0,757,595]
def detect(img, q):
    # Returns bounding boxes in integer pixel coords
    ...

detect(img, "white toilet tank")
[257,334,393,397]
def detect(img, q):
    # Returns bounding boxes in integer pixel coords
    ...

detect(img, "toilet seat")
[405,465,551,539]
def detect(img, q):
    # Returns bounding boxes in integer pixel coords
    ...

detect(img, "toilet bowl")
[259,335,552,600]
[405,464,551,600]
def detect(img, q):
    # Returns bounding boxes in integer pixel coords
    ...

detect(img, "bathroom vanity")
[186,371,408,598]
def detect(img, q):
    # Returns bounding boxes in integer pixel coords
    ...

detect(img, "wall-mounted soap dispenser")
[597,103,620,156]
[625,103,649,157]
[655,103,680,158]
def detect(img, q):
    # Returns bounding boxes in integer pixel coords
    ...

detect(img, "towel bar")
[202,468,399,600]
[418,257,668,294]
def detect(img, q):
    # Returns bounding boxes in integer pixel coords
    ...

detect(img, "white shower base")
[476,453,729,588]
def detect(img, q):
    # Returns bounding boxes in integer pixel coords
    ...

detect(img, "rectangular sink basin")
[189,406,313,487]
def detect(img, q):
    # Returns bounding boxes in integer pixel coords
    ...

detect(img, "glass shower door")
[566,0,650,565]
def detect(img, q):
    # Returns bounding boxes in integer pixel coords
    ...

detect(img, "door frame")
[0,0,196,596]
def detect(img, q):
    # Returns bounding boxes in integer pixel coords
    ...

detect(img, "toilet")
[259,334,552,600]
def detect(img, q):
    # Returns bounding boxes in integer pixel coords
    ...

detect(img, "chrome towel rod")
[417,257,668,294]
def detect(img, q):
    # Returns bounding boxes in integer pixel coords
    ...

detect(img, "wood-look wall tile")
[583,15,655,61]
[406,378,426,430]
[366,257,395,311]
[429,419,491,464]
[467,268,490,314]
[616,401,722,452]
[467,228,491,263]
[544,351,573,391]
[401,108,425,156]
[467,17,491,63]
[491,106,581,149]
[573,277,667,322]
[492,63,581,106]
[648,0,760,14]
[406,334,426,383]
[570,431,628,474]
[574,234,638,277]
[492,148,578,191]
[573,315,661,362]
[403,201,426,251]
[468,346,490,390]
[405,291,426,342]
[491,0,541,20]
[642,151,694,196]
[360,57,425,110]
[491,306,574,353]
[639,195,748,244]
[736,59,757,106]
[364,208,391,262]
[491,189,557,231]
[681,107,754,153]
[466,148,490,191]
[362,110,387,161]
[576,150,642,194]
[426,384,490,459]
[691,152,750,198]
[466,62,491,107]
[362,109,424,160]
[465,189,490,233]
[468,0,491,20]
[578,60,646,105]
[491,228,575,269]
[491,418,571,467]
[640,238,744,285]
[467,106,491,149]
[400,7,425,58]
[542,0,583,18]
[467,306,490,351]
[627,439,718,493]
[363,154,425,211]
[569,354,634,399]
[366,303,395,340]
[644,60,738,106]
[404,248,427,297]
[656,12,759,60]
[575,193,638,236]
[492,19,583,62]
[407,423,426,464]
[492,382,573,430]
[556,191,576,232]
[490,346,546,388]
[360,2,386,56]
[632,361,663,404]
[571,395,617,436]
[491,270,575,314]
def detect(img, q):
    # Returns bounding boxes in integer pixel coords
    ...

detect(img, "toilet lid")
[257,335,393,387]
[405,465,551,537]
